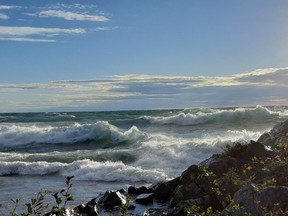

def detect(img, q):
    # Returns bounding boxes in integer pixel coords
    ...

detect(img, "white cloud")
[0,13,9,19]
[0,26,85,36]
[0,37,55,42]
[0,5,20,10]
[233,68,288,87]
[94,27,116,31]
[37,10,109,22]
[0,67,287,112]
[50,3,97,10]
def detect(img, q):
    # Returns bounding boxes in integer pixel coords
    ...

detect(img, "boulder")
[258,119,288,149]
[202,154,239,178]
[168,195,211,216]
[143,208,168,216]
[153,177,181,201]
[169,165,215,208]
[98,190,127,210]
[224,183,288,216]
[135,193,154,205]
[128,185,153,196]
[202,140,272,178]
[74,198,98,216]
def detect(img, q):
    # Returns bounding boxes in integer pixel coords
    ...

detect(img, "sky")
[0,0,288,112]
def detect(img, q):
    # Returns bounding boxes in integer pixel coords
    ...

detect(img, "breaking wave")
[141,105,283,126]
[0,159,168,183]
[0,121,144,149]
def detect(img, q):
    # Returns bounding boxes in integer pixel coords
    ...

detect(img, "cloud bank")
[0,68,287,112]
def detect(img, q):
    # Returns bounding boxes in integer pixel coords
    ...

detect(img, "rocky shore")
[11,119,288,216]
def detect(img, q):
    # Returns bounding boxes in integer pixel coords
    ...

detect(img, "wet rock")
[98,190,127,209]
[153,177,181,202]
[128,186,153,196]
[74,198,98,216]
[143,208,168,216]
[135,193,154,205]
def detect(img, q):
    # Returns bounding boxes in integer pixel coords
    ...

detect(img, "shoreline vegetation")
[7,119,288,216]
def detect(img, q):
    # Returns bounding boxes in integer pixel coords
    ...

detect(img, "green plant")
[51,176,75,215]
[9,176,75,216]
[185,205,213,216]
[120,195,131,216]
[10,198,20,216]
[10,191,49,216]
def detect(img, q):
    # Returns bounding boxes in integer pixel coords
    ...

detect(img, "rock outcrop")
[258,119,288,149]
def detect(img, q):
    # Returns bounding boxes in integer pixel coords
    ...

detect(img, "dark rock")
[74,198,98,216]
[226,140,271,161]
[258,119,288,149]
[128,185,153,196]
[169,183,204,207]
[202,154,239,178]
[98,190,127,209]
[168,195,211,216]
[143,208,168,216]
[153,177,181,201]
[169,165,215,208]
[202,140,272,178]
[135,193,154,205]
[117,188,126,194]
[224,183,288,216]
[180,165,199,184]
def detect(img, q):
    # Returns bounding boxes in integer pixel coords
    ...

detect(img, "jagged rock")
[180,165,200,184]
[258,119,288,149]
[98,190,127,209]
[202,140,272,178]
[135,193,154,205]
[202,154,239,178]
[128,185,153,196]
[153,177,181,201]
[168,195,212,216]
[74,198,98,216]
[169,165,214,208]
[224,183,288,216]
[143,208,168,216]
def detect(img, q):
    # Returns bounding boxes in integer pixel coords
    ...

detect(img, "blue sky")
[0,0,288,112]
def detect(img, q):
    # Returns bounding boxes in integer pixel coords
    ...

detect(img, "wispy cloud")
[0,26,85,42]
[49,3,97,10]
[35,10,109,22]
[0,3,112,43]
[0,37,55,42]
[0,13,9,19]
[0,26,85,36]
[0,5,20,10]
[0,68,287,111]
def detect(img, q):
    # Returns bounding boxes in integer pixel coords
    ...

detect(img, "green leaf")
[67,195,74,202]
[56,197,62,205]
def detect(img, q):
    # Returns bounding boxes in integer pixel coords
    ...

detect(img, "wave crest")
[0,121,144,148]
[0,159,168,183]
[141,105,280,126]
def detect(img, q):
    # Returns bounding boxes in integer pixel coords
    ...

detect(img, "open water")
[0,105,287,214]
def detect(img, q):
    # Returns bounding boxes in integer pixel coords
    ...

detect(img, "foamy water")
[0,105,287,215]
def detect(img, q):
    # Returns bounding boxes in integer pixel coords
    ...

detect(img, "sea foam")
[0,159,168,183]
[141,105,280,126]
[0,121,144,148]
